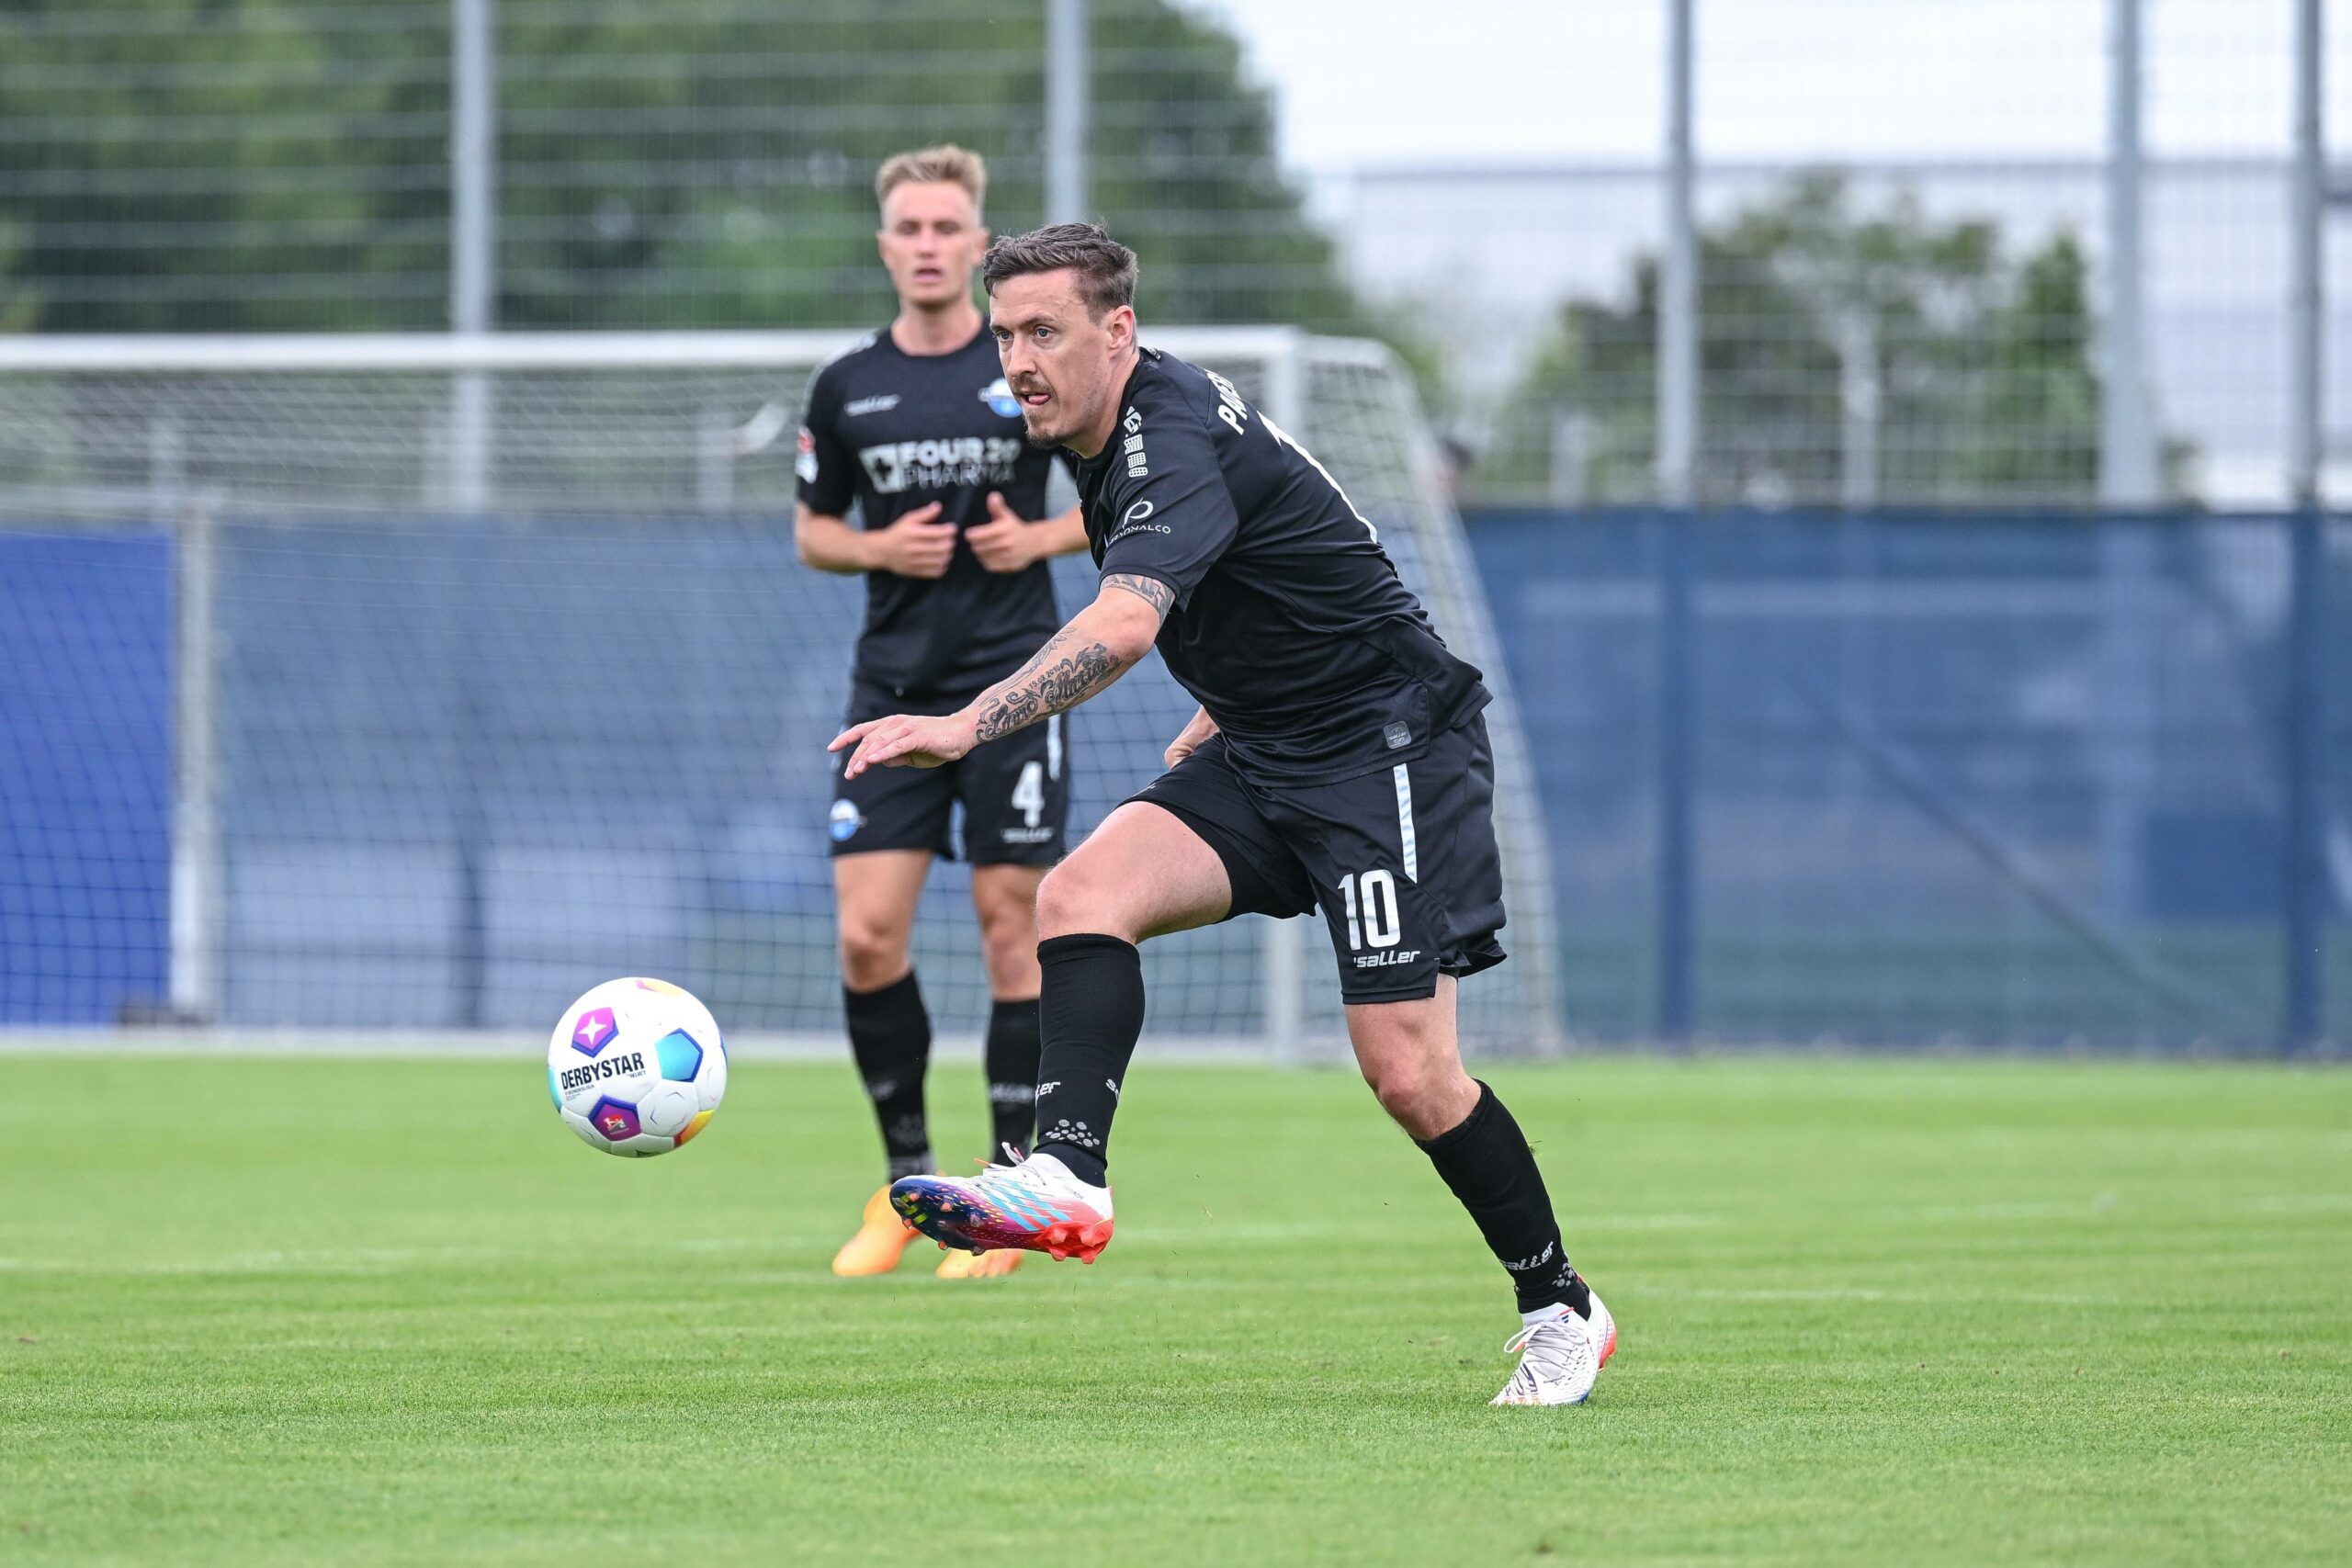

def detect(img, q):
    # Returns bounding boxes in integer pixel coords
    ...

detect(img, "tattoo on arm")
[1103,572,1176,616]
[972,626,1130,743]
[967,576,1170,745]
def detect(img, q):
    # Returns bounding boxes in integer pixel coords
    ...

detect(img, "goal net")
[0,330,1559,1055]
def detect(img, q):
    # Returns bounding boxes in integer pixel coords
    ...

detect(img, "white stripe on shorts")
[1047,714,1063,781]
[1393,762,1418,881]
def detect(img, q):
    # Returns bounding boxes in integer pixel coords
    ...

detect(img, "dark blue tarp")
[0,531,172,1023]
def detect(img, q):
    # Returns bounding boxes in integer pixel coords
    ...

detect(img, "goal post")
[0,330,1560,1056]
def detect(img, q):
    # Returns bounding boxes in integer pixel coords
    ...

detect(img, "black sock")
[1030,933,1145,1188]
[1417,1081,1590,1317]
[984,997,1043,1162]
[843,970,932,1181]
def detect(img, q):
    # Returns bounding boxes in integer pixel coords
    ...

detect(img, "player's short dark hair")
[981,223,1137,319]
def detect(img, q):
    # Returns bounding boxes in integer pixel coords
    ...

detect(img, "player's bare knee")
[1362,1054,1474,1141]
[1363,1058,1434,1132]
[1035,857,1132,942]
[977,919,1041,996]
[972,879,1037,945]
[837,922,910,991]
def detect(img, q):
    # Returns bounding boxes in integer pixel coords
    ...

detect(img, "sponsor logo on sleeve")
[1105,498,1170,547]
[795,427,819,483]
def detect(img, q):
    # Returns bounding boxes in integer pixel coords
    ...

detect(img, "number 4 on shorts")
[1011,761,1046,829]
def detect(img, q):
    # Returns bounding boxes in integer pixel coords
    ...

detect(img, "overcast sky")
[1190,0,2352,171]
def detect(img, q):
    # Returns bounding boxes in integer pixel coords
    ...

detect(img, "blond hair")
[875,144,987,214]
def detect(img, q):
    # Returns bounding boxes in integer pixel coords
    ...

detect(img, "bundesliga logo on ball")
[546,977,729,1157]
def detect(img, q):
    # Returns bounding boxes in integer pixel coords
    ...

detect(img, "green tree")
[0,0,1385,339]
[1485,173,2147,506]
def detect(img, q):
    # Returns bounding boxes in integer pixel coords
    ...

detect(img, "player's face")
[876,183,988,311]
[989,271,1134,454]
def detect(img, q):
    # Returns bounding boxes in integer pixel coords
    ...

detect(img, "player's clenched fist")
[830,711,977,777]
[869,502,959,579]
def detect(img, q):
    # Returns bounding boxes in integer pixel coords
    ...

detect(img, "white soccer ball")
[547,977,729,1157]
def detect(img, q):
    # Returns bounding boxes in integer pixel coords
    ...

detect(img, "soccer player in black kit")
[797,148,1089,1281]
[833,224,1616,1404]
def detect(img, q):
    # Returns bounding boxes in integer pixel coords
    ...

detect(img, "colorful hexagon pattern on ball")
[637,1082,695,1139]
[547,977,729,1159]
[654,1029,704,1083]
[589,1097,642,1141]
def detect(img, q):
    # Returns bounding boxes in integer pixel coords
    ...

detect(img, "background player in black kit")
[795,148,1089,1281]
[834,224,1617,1406]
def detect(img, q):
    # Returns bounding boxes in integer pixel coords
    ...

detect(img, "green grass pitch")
[2,1052,2346,1565]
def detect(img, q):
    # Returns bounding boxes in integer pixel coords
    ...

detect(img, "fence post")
[1262,336,1307,1063]
[1045,0,1091,225]
[2101,0,2158,506]
[2283,0,2325,1054]
[169,492,222,1025]
[1657,0,1698,511]
[449,0,496,510]
[2285,513,2328,1054]
[1657,511,1696,1046]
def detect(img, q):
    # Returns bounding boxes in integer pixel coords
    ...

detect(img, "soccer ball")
[547,976,729,1157]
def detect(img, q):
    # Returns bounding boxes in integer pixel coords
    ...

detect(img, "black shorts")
[1127,716,1507,1003]
[828,682,1069,865]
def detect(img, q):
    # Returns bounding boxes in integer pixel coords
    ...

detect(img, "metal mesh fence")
[0,0,1359,334]
[0,1,2341,1052]
[2,1,2338,509]
[0,332,1560,1054]
[1469,505,2344,1051]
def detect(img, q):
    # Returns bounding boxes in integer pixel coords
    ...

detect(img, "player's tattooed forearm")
[974,635,1127,742]
[1103,572,1175,617]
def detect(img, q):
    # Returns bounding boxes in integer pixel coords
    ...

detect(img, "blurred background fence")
[3,0,2346,509]
[0,0,2344,1050]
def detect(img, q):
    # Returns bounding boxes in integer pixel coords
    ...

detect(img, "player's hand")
[963,491,1040,573]
[829,711,978,777]
[870,502,958,580]
[1164,706,1220,768]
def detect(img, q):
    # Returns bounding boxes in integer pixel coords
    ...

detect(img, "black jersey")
[1069,347,1488,784]
[797,324,1061,697]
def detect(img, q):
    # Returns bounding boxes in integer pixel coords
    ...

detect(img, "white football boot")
[1491,1291,1617,1406]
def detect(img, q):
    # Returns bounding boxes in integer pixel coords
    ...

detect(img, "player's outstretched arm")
[831,573,1171,776]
